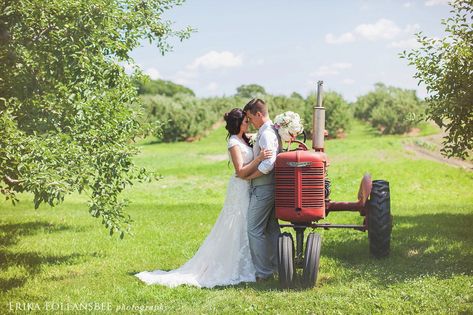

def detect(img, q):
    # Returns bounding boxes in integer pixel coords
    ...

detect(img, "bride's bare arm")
[243,169,264,180]
[229,146,271,178]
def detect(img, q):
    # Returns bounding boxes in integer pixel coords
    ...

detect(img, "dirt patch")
[404,144,472,170]
[404,132,472,171]
[406,128,421,137]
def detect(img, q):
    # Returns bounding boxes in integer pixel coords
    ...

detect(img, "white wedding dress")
[135,135,256,288]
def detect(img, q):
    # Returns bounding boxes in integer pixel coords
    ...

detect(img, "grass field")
[1,121,472,314]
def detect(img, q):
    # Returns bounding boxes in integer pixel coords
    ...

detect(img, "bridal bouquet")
[274,111,304,142]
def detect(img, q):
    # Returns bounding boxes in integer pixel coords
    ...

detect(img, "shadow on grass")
[0,251,84,292]
[245,210,473,291]
[130,207,473,291]
[0,221,78,247]
[0,221,86,292]
[142,139,162,146]
[322,210,473,285]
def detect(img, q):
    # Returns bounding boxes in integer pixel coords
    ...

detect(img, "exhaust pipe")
[312,81,325,152]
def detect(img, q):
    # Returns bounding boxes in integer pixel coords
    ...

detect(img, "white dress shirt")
[253,120,279,174]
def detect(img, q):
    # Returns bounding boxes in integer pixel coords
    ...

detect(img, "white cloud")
[404,23,421,34]
[342,78,355,85]
[144,67,161,80]
[189,51,242,70]
[173,69,197,85]
[360,3,372,11]
[311,63,352,77]
[333,62,352,70]
[355,19,401,40]
[389,38,421,49]
[388,24,421,49]
[173,78,189,85]
[425,0,450,6]
[325,32,356,44]
[403,2,413,8]
[313,67,337,76]
[206,82,218,92]
[325,18,402,45]
[172,50,242,86]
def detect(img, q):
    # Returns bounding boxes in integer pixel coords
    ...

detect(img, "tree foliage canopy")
[354,83,425,134]
[0,0,192,237]
[402,0,473,158]
[235,84,266,98]
[135,76,195,97]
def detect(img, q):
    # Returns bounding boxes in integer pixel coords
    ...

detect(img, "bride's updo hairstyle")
[223,108,252,147]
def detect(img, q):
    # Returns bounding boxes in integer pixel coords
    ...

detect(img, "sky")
[130,0,452,102]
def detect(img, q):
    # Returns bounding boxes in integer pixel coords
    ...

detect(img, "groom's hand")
[257,149,272,162]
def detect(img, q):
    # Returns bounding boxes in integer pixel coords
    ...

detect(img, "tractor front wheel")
[302,232,322,288]
[367,180,392,258]
[278,232,295,289]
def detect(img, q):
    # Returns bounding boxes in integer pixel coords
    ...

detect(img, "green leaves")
[354,83,425,135]
[0,0,192,237]
[141,94,244,142]
[135,76,195,97]
[402,0,472,158]
[235,84,266,99]
[141,90,351,143]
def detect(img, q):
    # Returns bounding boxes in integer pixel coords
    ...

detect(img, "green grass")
[1,121,472,314]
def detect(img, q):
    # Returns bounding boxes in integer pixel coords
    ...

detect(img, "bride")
[135,108,272,288]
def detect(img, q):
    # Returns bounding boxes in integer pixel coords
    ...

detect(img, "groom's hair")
[244,98,268,117]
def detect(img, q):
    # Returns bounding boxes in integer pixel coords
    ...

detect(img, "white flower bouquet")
[274,111,304,142]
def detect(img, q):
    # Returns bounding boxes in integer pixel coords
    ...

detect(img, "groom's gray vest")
[251,125,282,187]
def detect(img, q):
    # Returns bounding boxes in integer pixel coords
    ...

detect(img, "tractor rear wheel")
[302,232,322,288]
[367,180,392,258]
[278,232,295,289]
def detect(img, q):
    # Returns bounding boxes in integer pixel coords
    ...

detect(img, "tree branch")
[4,175,21,185]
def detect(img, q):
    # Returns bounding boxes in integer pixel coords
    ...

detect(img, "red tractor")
[275,81,392,289]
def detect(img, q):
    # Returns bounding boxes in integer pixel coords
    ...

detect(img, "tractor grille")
[301,177,324,186]
[277,168,294,177]
[301,167,324,176]
[276,165,325,209]
[276,167,295,207]
[276,187,295,207]
[301,188,324,208]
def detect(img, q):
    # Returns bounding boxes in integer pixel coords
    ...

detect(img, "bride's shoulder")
[227,135,239,149]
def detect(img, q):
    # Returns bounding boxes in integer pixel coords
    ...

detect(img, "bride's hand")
[257,149,272,161]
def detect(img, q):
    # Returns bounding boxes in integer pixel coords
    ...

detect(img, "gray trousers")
[247,184,281,278]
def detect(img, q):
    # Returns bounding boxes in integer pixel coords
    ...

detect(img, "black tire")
[367,180,392,258]
[302,232,322,288]
[278,232,295,289]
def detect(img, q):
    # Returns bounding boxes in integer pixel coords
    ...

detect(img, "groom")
[243,98,281,281]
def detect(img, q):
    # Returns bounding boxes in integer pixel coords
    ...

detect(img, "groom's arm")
[245,130,278,179]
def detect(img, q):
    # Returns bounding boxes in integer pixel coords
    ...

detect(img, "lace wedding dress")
[135,135,256,288]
